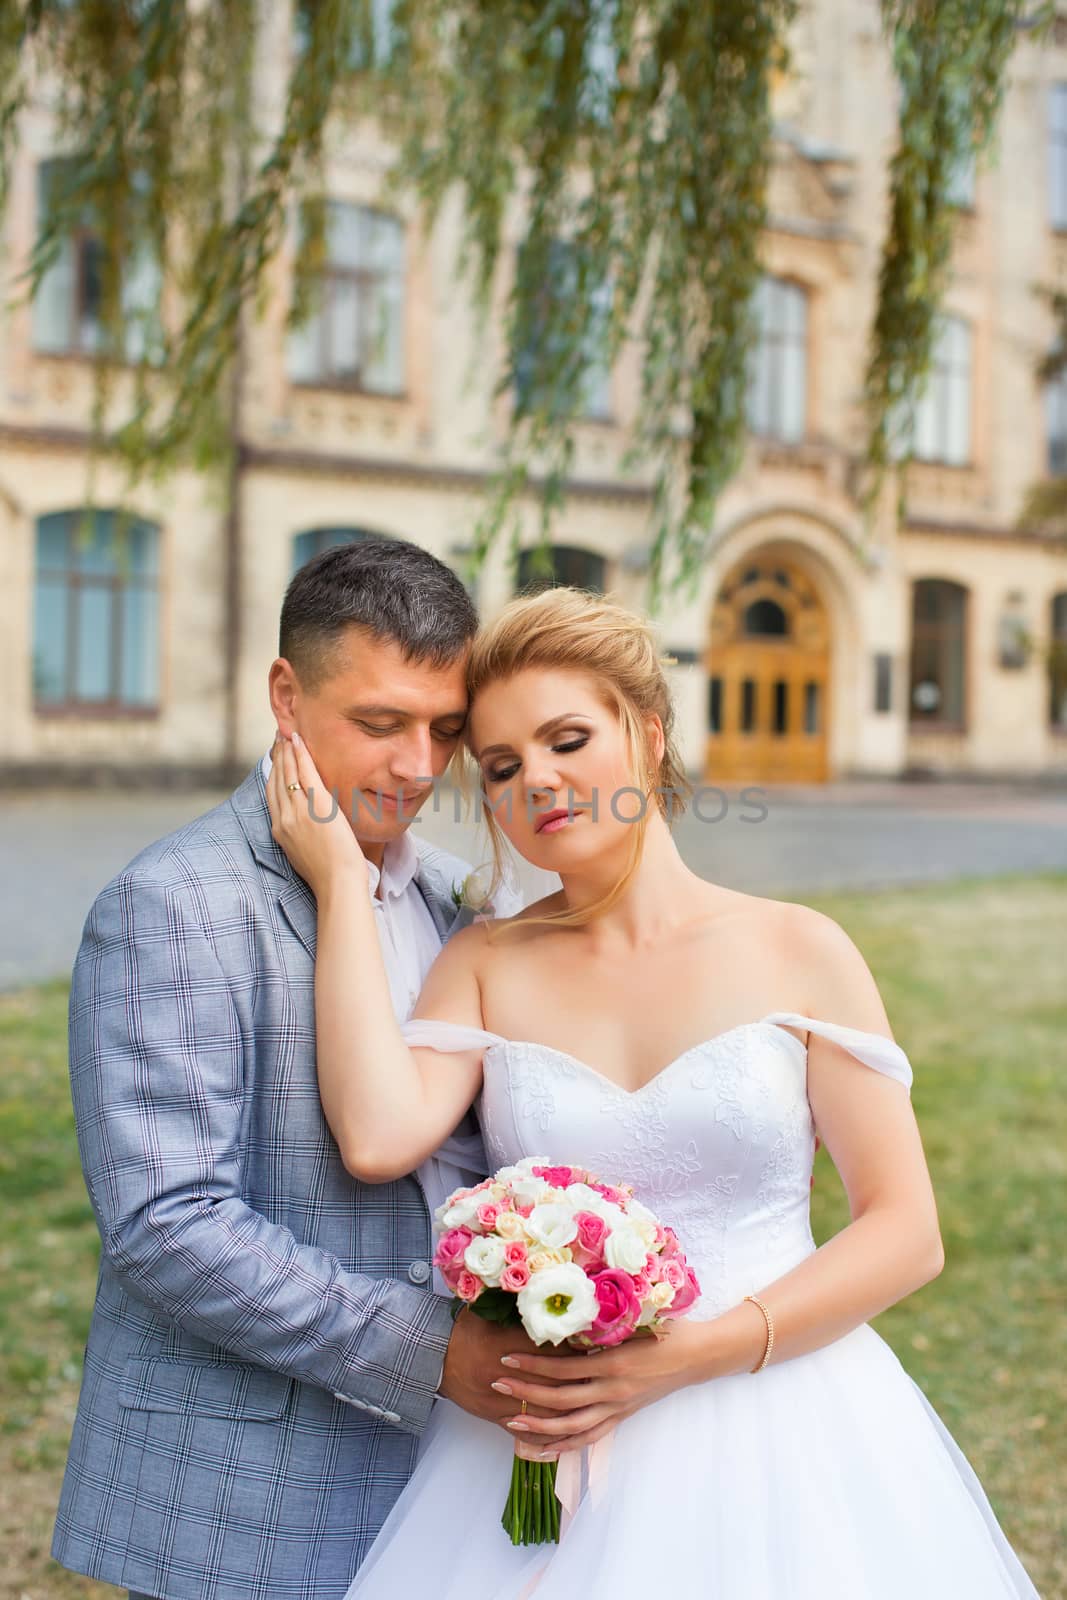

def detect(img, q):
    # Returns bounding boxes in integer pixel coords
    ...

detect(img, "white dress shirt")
[261,752,442,1018]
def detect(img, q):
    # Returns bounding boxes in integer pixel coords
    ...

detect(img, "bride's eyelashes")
[485,735,590,786]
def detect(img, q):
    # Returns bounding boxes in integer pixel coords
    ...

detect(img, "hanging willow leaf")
[863,0,1053,507]
[0,0,1040,605]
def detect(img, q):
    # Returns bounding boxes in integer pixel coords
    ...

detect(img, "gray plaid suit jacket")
[51,763,514,1600]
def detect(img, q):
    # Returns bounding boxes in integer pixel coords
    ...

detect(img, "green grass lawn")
[1,873,1064,1599]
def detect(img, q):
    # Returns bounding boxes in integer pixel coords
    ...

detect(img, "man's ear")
[269,658,299,732]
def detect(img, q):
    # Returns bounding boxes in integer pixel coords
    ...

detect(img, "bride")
[267,586,1041,1598]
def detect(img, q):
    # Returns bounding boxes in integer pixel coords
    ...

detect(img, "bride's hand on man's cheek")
[494,1319,711,1459]
[265,731,368,897]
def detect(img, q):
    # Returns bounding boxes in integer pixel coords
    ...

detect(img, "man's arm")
[68,867,455,1435]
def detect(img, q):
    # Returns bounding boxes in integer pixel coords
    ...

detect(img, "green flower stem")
[501,1454,562,1545]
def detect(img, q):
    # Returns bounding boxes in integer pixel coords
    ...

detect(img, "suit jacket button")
[407,1259,431,1284]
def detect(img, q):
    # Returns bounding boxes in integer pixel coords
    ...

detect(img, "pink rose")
[532,1165,577,1187]
[570,1211,608,1268]
[659,1227,683,1259]
[588,1268,641,1347]
[663,1265,701,1317]
[476,1202,501,1231]
[516,1202,534,1218]
[500,1262,531,1292]
[659,1257,687,1294]
[591,1182,627,1206]
[503,1241,528,1266]
[456,1270,484,1303]
[630,1270,652,1300]
[433,1226,474,1282]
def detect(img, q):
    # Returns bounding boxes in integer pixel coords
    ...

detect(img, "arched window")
[746,277,808,443]
[33,510,160,711]
[515,545,606,595]
[908,579,968,729]
[1050,592,1067,731]
[290,526,387,577]
[743,597,788,637]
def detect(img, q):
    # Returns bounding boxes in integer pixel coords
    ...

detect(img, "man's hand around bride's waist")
[266,730,368,899]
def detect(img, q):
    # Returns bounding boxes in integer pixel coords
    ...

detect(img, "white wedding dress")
[344,1012,1041,1599]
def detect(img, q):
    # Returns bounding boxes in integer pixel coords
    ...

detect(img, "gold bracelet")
[744,1294,774,1373]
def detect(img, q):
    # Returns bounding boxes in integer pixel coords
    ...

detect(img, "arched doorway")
[704,555,830,782]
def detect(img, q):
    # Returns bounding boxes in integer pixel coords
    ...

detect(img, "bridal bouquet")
[433,1156,701,1544]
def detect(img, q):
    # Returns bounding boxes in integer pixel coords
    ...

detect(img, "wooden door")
[704,558,830,783]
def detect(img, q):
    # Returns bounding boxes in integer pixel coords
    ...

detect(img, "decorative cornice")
[903,515,1067,551]
[0,421,655,506]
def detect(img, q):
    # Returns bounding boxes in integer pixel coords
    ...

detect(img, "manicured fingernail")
[491,1381,513,1395]
[537,1452,558,1462]
[292,730,302,746]
[507,1419,530,1431]
[500,1355,520,1367]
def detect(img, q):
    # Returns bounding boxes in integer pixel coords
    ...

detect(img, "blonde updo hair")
[463,587,693,934]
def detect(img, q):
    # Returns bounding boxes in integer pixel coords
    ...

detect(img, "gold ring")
[286,782,302,793]
[520,1398,528,1414]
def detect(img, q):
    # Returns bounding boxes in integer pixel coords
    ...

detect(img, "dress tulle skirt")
[344,1323,1040,1599]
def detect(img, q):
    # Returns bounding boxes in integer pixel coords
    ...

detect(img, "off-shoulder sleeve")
[763,1011,913,1091]
[402,1018,510,1283]
[401,1018,509,1054]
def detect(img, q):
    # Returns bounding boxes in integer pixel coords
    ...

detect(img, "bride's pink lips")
[536,808,578,835]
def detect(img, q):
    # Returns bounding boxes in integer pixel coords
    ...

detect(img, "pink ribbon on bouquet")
[554,1431,615,1528]
[515,1434,616,1599]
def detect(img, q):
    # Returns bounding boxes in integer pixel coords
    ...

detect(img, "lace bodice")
[406,1013,912,1318]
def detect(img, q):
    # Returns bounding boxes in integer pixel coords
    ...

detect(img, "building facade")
[2,1,1066,786]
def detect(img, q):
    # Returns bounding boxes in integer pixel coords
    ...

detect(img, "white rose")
[623,1199,659,1245]
[464,1235,507,1287]
[440,1192,485,1230]
[650,1281,674,1310]
[527,1246,573,1273]
[460,862,496,912]
[603,1225,649,1274]
[495,1210,526,1241]
[509,1175,553,1207]
[494,1157,551,1186]
[525,1202,580,1251]
[517,1263,599,1345]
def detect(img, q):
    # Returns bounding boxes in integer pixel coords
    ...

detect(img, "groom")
[51,537,528,1600]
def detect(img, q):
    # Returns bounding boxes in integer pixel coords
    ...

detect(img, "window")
[746,277,807,443]
[743,597,788,637]
[947,149,976,209]
[294,0,396,69]
[1051,84,1067,230]
[579,0,617,125]
[513,238,613,421]
[708,676,722,734]
[913,316,971,466]
[290,526,383,577]
[873,652,893,714]
[32,158,161,360]
[1050,593,1067,731]
[515,545,606,594]
[908,579,967,729]
[288,204,406,394]
[33,510,160,712]
[1046,365,1067,476]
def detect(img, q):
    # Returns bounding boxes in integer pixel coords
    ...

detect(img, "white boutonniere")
[450,862,496,916]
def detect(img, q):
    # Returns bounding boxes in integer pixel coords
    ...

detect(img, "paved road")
[1,778,1064,991]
